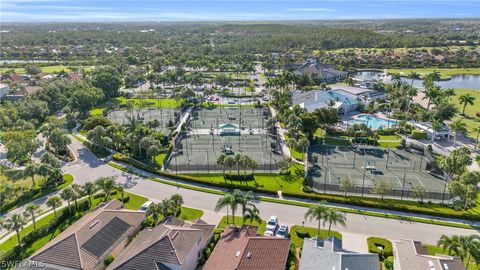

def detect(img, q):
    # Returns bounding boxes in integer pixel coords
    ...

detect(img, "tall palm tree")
[146,203,163,225]
[323,209,347,237]
[170,194,184,217]
[438,234,480,268]
[60,187,76,215]
[71,184,84,210]
[46,195,62,217]
[216,153,227,177]
[244,205,261,225]
[24,162,40,187]
[83,182,97,206]
[95,176,116,201]
[2,214,27,246]
[473,126,480,149]
[449,119,467,147]
[458,93,476,115]
[116,183,125,202]
[408,71,420,86]
[24,204,41,230]
[158,198,173,217]
[237,190,257,225]
[224,156,236,176]
[214,192,237,226]
[304,201,328,239]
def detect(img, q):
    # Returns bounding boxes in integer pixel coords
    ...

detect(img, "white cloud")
[288,8,334,12]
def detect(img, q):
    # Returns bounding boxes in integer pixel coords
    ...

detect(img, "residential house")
[393,239,465,270]
[293,59,347,82]
[203,226,290,270]
[299,237,380,270]
[107,217,215,270]
[24,200,145,270]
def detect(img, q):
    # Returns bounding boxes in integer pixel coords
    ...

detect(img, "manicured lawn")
[188,163,305,193]
[89,97,182,116]
[290,225,342,248]
[387,68,480,80]
[0,65,93,74]
[155,153,167,167]
[449,89,480,137]
[178,206,204,221]
[217,215,267,234]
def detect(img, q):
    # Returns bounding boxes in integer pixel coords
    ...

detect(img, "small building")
[299,237,380,270]
[0,83,10,99]
[107,217,215,270]
[203,226,290,270]
[293,59,347,82]
[292,86,385,115]
[412,122,452,140]
[393,239,465,270]
[25,200,145,270]
[219,123,240,135]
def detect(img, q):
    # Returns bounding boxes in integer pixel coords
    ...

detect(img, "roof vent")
[236,251,240,257]
[444,264,449,270]
[429,261,434,267]
[246,252,252,259]
[89,220,99,228]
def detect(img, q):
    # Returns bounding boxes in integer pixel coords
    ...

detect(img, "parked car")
[276,225,289,238]
[139,201,153,212]
[263,230,274,237]
[266,216,278,232]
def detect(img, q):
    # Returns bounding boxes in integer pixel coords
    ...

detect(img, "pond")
[354,71,480,90]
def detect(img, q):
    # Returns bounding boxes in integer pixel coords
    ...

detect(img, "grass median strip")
[106,161,478,230]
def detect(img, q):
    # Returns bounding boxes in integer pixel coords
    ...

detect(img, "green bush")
[302,186,313,193]
[411,130,427,139]
[295,230,311,239]
[376,129,395,136]
[225,173,254,181]
[104,255,114,266]
[367,237,393,260]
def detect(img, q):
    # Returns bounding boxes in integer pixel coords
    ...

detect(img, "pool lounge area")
[347,114,398,130]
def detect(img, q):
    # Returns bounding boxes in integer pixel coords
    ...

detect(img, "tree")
[449,119,467,147]
[46,195,62,217]
[339,177,355,197]
[24,204,41,230]
[437,234,480,269]
[370,179,394,200]
[91,68,123,98]
[146,203,163,225]
[214,192,237,226]
[458,93,476,115]
[244,205,261,225]
[60,187,76,214]
[224,156,236,176]
[87,126,112,151]
[448,181,468,207]
[71,184,84,210]
[83,182,97,206]
[95,176,116,201]
[473,126,480,149]
[304,201,328,238]
[47,128,71,154]
[25,65,41,75]
[237,190,257,225]
[408,71,420,86]
[217,153,226,177]
[296,137,310,160]
[170,194,184,217]
[2,214,27,246]
[323,209,346,237]
[24,162,41,186]
[412,185,426,203]
[116,183,125,202]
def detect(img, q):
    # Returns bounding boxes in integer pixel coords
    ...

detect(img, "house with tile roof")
[293,59,347,83]
[203,226,290,270]
[299,237,380,270]
[107,217,215,270]
[25,199,145,270]
[393,239,465,270]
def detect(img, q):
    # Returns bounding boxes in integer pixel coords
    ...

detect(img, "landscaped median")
[108,154,480,229]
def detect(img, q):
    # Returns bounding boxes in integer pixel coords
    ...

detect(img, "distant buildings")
[393,239,465,270]
[108,217,215,270]
[292,86,386,115]
[299,237,380,270]
[203,226,290,270]
[293,59,347,83]
[26,200,145,270]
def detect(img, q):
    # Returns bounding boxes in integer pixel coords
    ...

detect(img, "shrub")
[225,173,254,181]
[104,255,114,266]
[367,237,393,260]
[83,115,112,131]
[302,186,313,193]
[295,230,311,239]
[376,129,395,136]
[411,130,427,140]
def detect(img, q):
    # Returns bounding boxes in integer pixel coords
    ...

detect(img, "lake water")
[354,71,480,90]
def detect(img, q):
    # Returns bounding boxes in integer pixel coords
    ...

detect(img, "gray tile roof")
[299,237,380,270]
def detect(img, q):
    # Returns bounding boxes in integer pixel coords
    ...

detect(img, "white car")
[139,201,153,212]
[266,216,278,232]
[263,230,274,237]
[276,225,289,238]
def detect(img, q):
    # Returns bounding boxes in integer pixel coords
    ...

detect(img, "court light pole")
[324,167,328,194]
[386,148,390,170]
[401,171,406,200]
[361,165,366,197]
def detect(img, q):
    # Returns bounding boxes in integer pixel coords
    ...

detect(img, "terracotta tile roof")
[68,73,83,81]
[29,200,145,270]
[107,218,214,270]
[203,226,290,270]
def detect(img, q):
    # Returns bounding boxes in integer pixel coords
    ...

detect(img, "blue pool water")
[349,115,398,130]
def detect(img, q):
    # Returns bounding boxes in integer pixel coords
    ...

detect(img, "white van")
[139,201,153,212]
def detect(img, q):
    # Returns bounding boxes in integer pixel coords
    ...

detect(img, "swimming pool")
[348,115,398,130]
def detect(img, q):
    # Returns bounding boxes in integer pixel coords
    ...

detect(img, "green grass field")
[387,68,480,80]
[449,89,480,137]
[217,215,267,234]
[89,97,181,116]
[0,65,93,74]
[290,225,342,248]
[188,163,305,193]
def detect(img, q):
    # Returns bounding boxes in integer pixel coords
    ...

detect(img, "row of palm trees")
[145,194,184,225]
[214,189,260,226]
[304,201,347,238]
[437,234,480,269]
[216,153,258,176]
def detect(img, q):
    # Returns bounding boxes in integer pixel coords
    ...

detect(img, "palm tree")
[170,194,184,217]
[2,214,27,246]
[304,201,328,239]
[244,205,261,225]
[116,183,125,202]
[431,119,442,143]
[60,187,76,215]
[438,234,480,268]
[71,184,84,210]
[146,203,163,225]
[473,126,480,149]
[408,71,420,86]
[46,195,62,217]
[458,93,476,115]
[237,190,257,225]
[24,162,40,186]
[214,192,237,226]
[443,88,456,102]
[83,182,97,206]
[216,153,226,177]
[449,119,467,147]
[24,204,41,230]
[158,199,173,217]
[323,209,346,237]
[95,176,116,201]
[224,156,236,176]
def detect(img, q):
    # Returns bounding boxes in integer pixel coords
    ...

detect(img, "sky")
[0,0,479,22]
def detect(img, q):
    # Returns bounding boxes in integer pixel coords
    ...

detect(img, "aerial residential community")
[0,1,479,270]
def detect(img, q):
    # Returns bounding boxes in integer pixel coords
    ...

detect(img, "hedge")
[411,129,427,140]
[111,153,480,222]
[225,173,254,181]
[367,237,393,260]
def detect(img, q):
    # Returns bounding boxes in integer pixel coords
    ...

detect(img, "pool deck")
[340,112,398,130]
